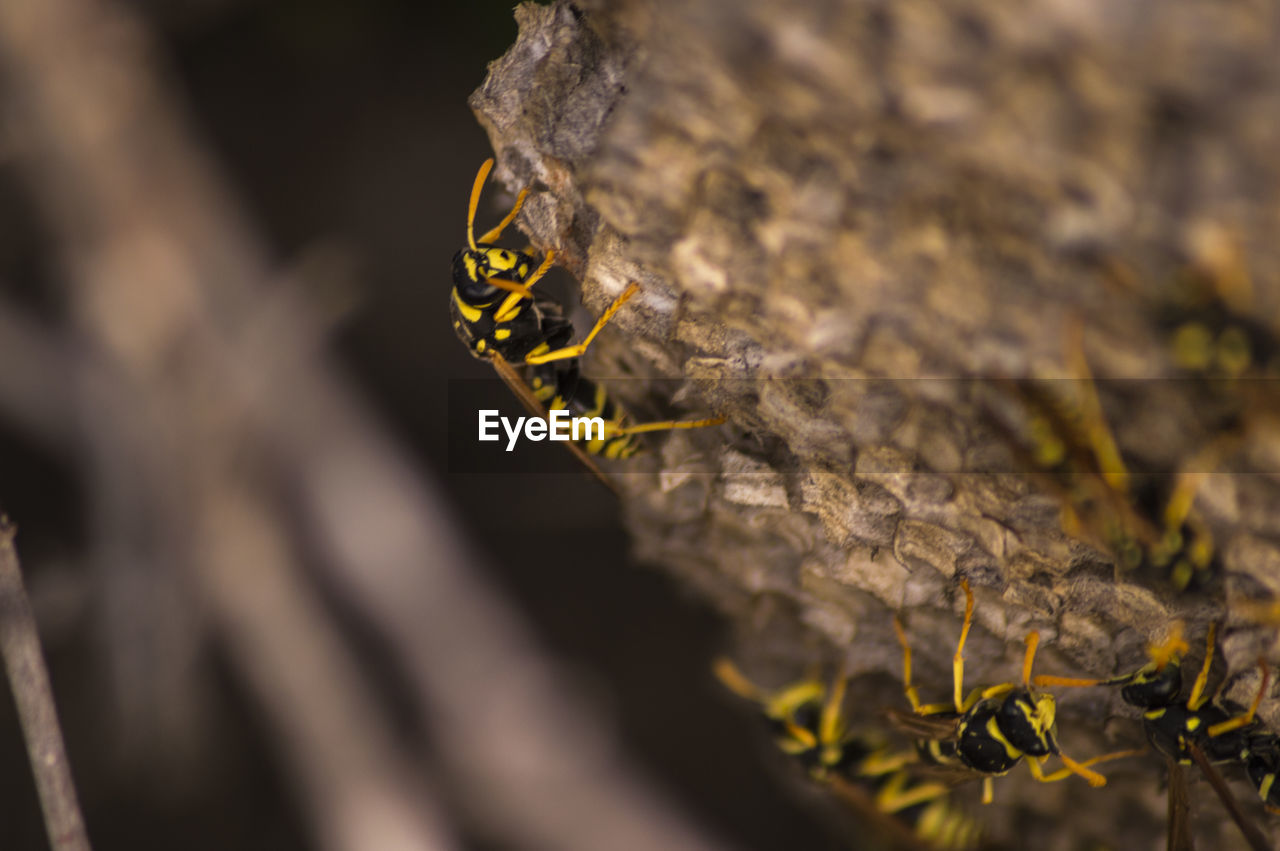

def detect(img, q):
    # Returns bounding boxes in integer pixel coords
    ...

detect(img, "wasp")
[450,159,722,477]
[888,579,1137,806]
[1241,731,1280,817]
[713,658,983,851]
[1054,622,1273,850]
[984,320,1222,592]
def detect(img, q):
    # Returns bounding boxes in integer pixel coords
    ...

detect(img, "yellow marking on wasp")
[462,254,480,280]
[984,717,1020,760]
[494,328,511,341]
[452,289,483,323]
[494,291,526,323]
[491,250,555,322]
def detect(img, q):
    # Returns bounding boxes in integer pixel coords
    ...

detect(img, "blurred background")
[0,1,857,848]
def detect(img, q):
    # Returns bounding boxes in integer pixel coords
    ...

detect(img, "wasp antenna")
[482,276,536,298]
[467,158,494,252]
[1148,621,1189,671]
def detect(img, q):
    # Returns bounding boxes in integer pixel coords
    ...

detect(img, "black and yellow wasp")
[450,158,722,475]
[1241,731,1280,816]
[1153,228,1280,383]
[714,658,983,851]
[1065,622,1273,851]
[983,321,1222,592]
[888,580,1137,806]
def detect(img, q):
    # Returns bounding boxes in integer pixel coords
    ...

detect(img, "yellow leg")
[858,749,918,777]
[981,777,993,805]
[1029,749,1142,785]
[954,580,975,713]
[605,416,726,436]
[977,630,1043,700]
[1187,623,1217,711]
[1207,658,1269,737]
[1164,470,1205,532]
[781,719,818,750]
[1029,753,1107,787]
[712,657,764,703]
[893,616,923,713]
[1033,673,1107,687]
[1064,319,1130,492]
[818,668,848,749]
[874,773,950,814]
[524,282,641,365]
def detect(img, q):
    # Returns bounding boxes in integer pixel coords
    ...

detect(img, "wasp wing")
[1187,741,1268,851]
[826,775,980,851]
[487,351,617,494]
[884,708,962,742]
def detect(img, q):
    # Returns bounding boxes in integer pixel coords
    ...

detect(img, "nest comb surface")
[466,1,1280,847]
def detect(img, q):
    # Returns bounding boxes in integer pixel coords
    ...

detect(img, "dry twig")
[0,518,91,851]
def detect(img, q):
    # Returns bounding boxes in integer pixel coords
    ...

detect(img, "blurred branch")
[0,517,91,851]
[0,1,732,850]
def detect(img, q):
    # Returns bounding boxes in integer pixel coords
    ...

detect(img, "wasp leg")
[712,658,765,703]
[858,749,917,777]
[1064,318,1130,493]
[605,416,726,436]
[523,282,641,365]
[712,658,827,727]
[892,616,926,713]
[1187,623,1218,711]
[1040,622,1190,689]
[1029,749,1142,786]
[1207,658,1270,738]
[953,579,975,713]
[874,772,951,813]
[818,665,849,752]
[981,631,1048,698]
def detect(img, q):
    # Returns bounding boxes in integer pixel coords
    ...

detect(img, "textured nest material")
[469,1,1280,847]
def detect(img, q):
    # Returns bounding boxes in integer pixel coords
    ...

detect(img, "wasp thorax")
[996,690,1057,757]
[1121,662,1182,710]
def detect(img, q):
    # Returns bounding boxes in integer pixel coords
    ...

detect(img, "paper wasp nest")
[470,1,1280,847]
